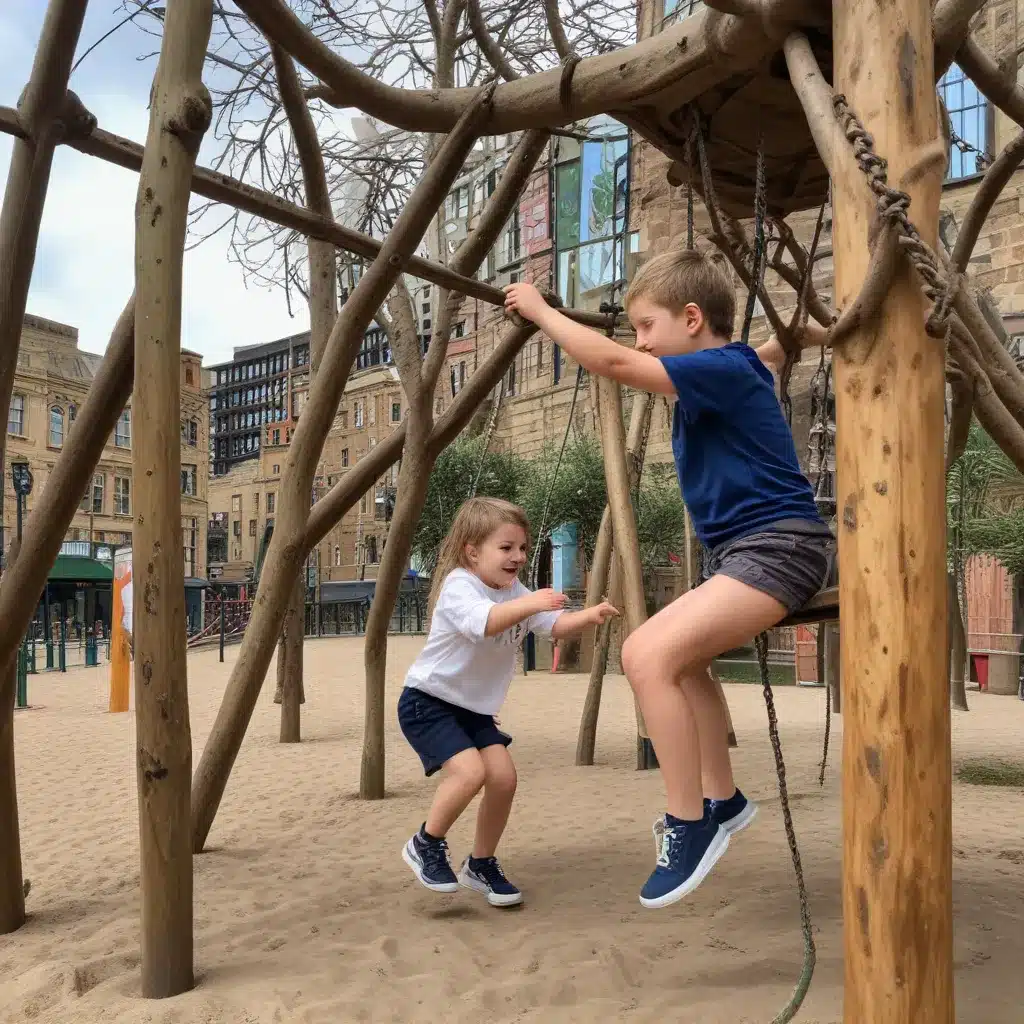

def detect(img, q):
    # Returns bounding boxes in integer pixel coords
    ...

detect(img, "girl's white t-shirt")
[404,568,562,716]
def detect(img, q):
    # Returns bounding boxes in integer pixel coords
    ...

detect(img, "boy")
[504,249,832,909]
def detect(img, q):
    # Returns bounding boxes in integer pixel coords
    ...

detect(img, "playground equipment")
[6,0,1024,1019]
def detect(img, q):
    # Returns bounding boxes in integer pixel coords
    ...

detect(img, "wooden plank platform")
[780,585,838,627]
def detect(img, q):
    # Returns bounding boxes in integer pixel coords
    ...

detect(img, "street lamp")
[11,460,33,544]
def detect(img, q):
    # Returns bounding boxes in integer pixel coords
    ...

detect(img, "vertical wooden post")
[595,376,655,768]
[832,1,952,1019]
[133,0,213,998]
[0,0,89,936]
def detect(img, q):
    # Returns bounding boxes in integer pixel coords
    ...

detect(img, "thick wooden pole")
[0,0,90,938]
[576,391,652,765]
[133,0,213,997]
[595,377,654,768]
[832,1,952,1019]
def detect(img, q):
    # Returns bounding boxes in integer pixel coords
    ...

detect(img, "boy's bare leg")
[622,574,787,819]
[425,748,485,837]
[472,745,518,858]
[683,666,736,801]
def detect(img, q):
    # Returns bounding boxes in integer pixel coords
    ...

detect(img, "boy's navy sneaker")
[706,788,758,835]
[458,855,523,907]
[402,828,458,893]
[640,815,729,909]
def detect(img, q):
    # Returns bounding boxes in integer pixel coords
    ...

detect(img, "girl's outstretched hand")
[588,600,619,625]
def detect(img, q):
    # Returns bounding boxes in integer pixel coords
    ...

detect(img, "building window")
[249,519,257,537]
[450,365,458,396]
[181,465,197,496]
[334,545,341,566]
[92,473,104,514]
[341,448,349,467]
[354,401,364,429]
[68,403,77,428]
[459,362,466,390]
[445,184,470,220]
[454,321,465,338]
[272,464,280,475]
[182,517,197,577]
[233,519,242,538]
[938,63,991,181]
[267,492,276,513]
[367,536,378,564]
[506,357,517,397]
[503,213,521,266]
[662,0,704,28]
[49,406,64,447]
[554,119,632,306]
[115,408,131,448]
[114,476,131,516]
[181,419,198,446]
[231,494,241,513]
[361,494,368,515]
[7,394,24,435]
[339,410,348,430]
[186,366,195,387]
[391,401,401,423]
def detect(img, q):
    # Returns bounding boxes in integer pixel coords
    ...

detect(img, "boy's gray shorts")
[703,519,836,615]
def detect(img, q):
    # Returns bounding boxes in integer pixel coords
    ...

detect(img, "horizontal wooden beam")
[779,585,838,627]
[0,105,611,330]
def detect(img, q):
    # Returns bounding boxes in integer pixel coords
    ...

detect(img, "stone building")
[3,314,209,633]
[209,0,1024,601]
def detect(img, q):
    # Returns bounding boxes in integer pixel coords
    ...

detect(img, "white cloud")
[0,11,306,367]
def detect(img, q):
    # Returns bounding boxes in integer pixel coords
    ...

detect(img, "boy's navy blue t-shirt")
[660,343,823,549]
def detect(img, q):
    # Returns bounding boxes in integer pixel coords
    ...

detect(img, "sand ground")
[1,635,1022,1023]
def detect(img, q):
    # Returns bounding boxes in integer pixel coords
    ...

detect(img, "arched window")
[334,545,341,566]
[49,406,64,447]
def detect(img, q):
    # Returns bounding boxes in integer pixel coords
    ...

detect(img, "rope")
[529,363,586,589]
[819,665,832,788]
[831,94,954,338]
[740,137,767,345]
[756,633,816,1023]
[686,167,695,250]
[468,378,505,498]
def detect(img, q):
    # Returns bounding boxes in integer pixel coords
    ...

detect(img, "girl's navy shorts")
[398,686,511,777]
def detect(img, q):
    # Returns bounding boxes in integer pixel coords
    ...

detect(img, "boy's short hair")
[624,248,735,339]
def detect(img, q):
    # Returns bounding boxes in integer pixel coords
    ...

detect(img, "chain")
[832,93,956,337]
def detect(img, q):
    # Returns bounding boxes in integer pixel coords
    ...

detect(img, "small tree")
[411,434,533,574]
[947,421,1024,708]
[636,462,687,571]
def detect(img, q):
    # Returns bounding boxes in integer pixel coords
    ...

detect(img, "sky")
[0,5,310,366]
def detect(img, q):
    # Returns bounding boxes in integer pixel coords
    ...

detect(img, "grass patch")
[955,759,1024,788]
[713,658,794,687]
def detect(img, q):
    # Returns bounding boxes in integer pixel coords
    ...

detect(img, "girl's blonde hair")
[428,497,531,615]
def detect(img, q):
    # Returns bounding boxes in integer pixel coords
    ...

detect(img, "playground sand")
[2,635,1023,1023]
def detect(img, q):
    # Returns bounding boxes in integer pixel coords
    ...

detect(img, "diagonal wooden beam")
[0,106,609,330]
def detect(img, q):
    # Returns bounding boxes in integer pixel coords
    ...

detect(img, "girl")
[399,497,618,907]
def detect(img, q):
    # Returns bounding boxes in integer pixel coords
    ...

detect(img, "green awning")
[48,555,113,582]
